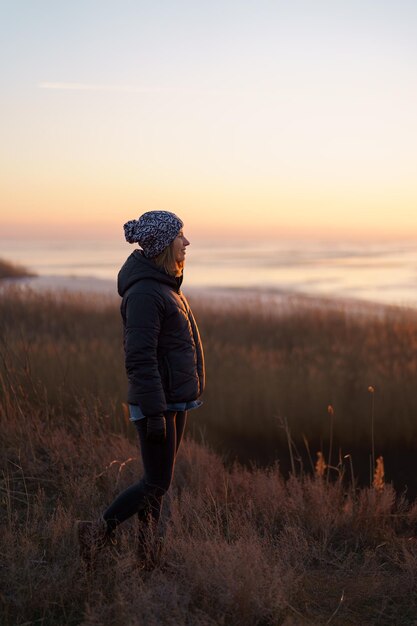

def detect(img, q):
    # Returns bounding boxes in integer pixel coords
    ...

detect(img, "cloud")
[38,82,168,93]
[37,82,240,98]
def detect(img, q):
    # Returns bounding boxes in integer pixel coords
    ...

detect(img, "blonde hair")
[153,240,184,277]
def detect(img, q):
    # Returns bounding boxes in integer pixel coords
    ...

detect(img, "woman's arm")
[124,290,167,416]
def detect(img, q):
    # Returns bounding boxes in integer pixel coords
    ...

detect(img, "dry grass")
[2,287,417,624]
[188,294,417,491]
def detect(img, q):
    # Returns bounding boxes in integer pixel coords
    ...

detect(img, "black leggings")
[103,410,187,532]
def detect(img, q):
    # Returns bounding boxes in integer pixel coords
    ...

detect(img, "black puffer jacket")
[117,250,205,415]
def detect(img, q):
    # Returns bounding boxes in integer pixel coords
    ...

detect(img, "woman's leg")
[175,410,187,453]
[137,410,188,531]
[103,411,183,532]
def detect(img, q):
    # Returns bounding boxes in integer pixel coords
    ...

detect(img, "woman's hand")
[146,414,167,443]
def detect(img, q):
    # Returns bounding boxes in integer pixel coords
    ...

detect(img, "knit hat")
[123,211,184,258]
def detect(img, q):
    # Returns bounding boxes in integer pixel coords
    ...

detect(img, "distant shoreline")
[1,273,413,317]
[0,274,116,294]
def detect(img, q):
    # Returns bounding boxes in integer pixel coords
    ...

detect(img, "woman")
[77,210,205,565]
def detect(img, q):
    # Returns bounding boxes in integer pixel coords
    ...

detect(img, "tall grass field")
[2,284,417,624]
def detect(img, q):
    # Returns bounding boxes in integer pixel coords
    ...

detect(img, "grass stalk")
[368,385,376,479]
[327,404,334,484]
[344,454,355,494]
[279,414,295,475]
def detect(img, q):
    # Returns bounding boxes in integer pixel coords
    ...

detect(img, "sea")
[1,237,417,308]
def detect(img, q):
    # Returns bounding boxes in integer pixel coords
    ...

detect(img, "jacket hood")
[117,249,183,296]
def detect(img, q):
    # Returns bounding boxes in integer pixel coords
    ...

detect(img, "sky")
[1,0,417,241]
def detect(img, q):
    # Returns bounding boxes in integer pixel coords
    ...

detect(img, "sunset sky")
[1,1,417,241]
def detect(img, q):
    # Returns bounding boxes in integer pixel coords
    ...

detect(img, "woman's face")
[172,230,190,263]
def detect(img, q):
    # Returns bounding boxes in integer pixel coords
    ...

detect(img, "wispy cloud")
[38,82,170,93]
[37,82,228,95]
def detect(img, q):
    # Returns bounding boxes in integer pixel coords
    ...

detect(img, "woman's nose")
[184,237,190,246]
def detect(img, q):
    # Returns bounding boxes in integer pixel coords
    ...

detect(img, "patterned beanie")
[123,211,183,258]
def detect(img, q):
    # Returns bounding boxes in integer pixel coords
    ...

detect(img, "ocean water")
[1,237,417,307]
